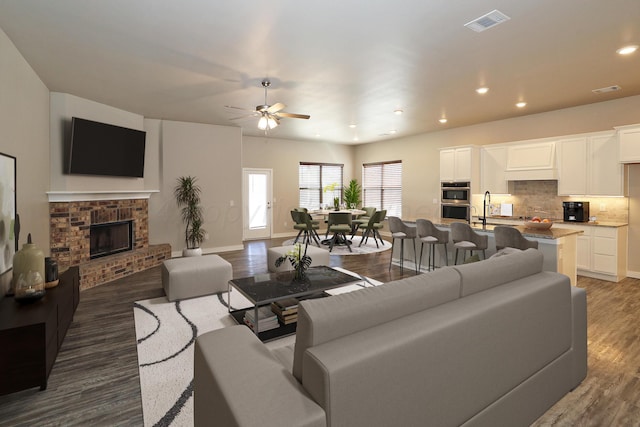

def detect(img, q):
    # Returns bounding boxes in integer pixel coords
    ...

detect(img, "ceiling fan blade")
[229,113,258,121]
[225,105,254,112]
[266,102,286,113]
[276,112,311,119]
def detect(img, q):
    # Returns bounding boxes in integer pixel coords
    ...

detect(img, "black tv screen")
[67,117,146,178]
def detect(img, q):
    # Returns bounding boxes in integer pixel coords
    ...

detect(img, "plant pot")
[182,247,203,257]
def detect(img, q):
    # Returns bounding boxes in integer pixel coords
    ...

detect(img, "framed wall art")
[0,152,17,278]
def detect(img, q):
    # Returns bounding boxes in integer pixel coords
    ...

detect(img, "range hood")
[504,141,558,181]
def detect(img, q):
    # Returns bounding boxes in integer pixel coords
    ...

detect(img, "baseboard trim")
[170,244,245,258]
[626,270,640,279]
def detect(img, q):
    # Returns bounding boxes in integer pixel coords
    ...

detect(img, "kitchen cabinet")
[504,141,558,181]
[557,132,623,196]
[481,146,508,194]
[559,223,627,282]
[616,123,640,163]
[439,146,479,190]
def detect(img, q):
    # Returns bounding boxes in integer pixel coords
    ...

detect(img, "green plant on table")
[343,179,361,208]
[275,243,312,280]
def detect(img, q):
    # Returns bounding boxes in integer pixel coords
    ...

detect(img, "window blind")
[362,161,402,217]
[299,163,343,210]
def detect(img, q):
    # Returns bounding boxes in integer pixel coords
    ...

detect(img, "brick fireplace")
[49,195,171,290]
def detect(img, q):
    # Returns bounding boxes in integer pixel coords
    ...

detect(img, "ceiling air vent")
[592,85,622,94]
[464,9,511,32]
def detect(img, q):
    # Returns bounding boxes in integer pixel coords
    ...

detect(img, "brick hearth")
[49,198,171,290]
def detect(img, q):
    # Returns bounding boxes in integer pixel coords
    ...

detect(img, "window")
[362,161,402,217]
[299,163,344,209]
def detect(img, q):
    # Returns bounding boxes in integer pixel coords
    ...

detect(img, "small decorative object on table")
[274,242,312,280]
[12,233,46,303]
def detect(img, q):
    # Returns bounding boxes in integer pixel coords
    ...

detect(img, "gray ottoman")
[162,255,232,301]
[267,245,331,273]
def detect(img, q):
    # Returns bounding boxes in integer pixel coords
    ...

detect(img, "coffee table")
[228,266,362,341]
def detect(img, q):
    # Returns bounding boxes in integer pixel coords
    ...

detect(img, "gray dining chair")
[327,212,353,252]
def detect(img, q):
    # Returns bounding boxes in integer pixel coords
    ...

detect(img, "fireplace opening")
[90,220,134,259]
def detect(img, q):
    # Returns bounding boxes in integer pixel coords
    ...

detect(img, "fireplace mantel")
[47,190,159,202]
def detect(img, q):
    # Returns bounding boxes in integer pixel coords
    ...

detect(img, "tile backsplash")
[472,180,628,222]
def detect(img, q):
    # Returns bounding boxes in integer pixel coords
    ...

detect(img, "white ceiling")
[1,0,639,144]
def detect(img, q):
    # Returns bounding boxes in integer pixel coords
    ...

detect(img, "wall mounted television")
[67,117,146,178]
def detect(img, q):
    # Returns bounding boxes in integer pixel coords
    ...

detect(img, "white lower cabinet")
[561,224,627,282]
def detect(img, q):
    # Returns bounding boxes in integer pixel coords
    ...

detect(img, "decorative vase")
[13,233,46,303]
[182,247,203,257]
[294,263,306,281]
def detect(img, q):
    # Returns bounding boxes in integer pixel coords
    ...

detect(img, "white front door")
[243,168,272,240]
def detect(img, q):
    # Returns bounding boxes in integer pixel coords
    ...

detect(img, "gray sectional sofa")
[194,248,587,427]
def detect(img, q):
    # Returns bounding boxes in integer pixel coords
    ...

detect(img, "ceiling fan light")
[267,116,279,129]
[257,115,268,130]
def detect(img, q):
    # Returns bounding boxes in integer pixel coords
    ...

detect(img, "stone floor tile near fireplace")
[49,197,171,290]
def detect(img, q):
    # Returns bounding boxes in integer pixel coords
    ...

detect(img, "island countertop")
[403,218,583,240]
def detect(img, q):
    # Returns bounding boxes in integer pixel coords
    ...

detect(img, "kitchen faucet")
[482,190,491,229]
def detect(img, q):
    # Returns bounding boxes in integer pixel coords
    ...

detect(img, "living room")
[2,1,640,426]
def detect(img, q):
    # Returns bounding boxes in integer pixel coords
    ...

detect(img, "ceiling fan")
[226,79,310,130]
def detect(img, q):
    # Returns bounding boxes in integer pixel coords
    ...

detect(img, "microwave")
[441,182,470,204]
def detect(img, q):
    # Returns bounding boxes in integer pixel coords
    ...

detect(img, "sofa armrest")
[570,286,588,387]
[194,325,326,427]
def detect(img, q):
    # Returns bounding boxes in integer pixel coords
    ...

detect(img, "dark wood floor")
[0,237,638,426]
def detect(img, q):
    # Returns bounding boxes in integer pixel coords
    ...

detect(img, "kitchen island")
[392,219,582,285]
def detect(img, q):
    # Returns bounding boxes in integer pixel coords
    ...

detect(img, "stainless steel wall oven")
[441,182,471,221]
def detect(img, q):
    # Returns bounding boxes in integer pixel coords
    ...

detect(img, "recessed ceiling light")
[349,124,357,128]
[476,87,489,94]
[617,45,638,55]
[516,102,527,108]
[439,118,448,124]
[394,109,404,115]
[389,129,397,134]
[353,136,359,141]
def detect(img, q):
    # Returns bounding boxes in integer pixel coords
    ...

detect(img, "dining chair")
[387,216,417,274]
[415,219,449,272]
[294,207,320,226]
[358,209,386,248]
[327,212,353,252]
[351,206,376,238]
[291,210,320,246]
[494,226,538,251]
[450,222,488,264]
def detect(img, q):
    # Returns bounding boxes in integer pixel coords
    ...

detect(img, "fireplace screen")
[90,220,133,259]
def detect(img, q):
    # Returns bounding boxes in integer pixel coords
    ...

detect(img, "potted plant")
[274,242,312,281]
[174,176,206,256]
[343,179,361,209]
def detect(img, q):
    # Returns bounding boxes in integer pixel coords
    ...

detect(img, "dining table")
[311,209,367,246]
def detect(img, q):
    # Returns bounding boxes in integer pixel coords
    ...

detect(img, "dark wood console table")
[0,267,79,396]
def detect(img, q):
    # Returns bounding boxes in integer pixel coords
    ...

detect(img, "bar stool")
[494,226,538,250]
[450,222,488,264]
[416,219,449,272]
[388,216,417,274]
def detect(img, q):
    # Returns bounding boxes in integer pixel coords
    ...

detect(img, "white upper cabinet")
[616,124,640,163]
[557,131,623,196]
[504,141,558,181]
[557,137,588,195]
[481,146,508,194]
[439,146,479,189]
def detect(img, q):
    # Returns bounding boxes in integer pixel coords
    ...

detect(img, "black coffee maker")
[563,201,590,222]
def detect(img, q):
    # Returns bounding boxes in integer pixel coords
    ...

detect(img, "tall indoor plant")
[174,176,206,256]
[343,179,362,209]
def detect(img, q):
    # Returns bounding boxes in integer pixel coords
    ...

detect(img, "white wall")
[242,135,355,236]
[148,120,243,255]
[0,27,50,295]
[49,92,146,192]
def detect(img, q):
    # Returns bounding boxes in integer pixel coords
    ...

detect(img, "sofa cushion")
[453,248,544,297]
[292,267,461,381]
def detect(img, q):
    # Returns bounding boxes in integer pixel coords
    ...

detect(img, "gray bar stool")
[494,226,539,250]
[388,216,417,274]
[451,222,488,264]
[416,219,449,272]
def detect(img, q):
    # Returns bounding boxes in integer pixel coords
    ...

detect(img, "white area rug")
[283,234,390,255]
[133,268,382,427]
